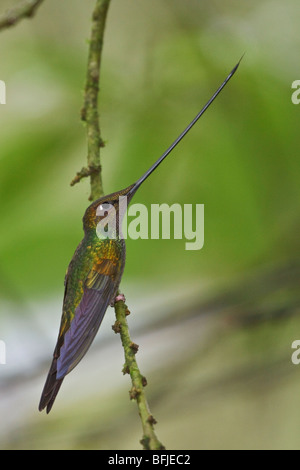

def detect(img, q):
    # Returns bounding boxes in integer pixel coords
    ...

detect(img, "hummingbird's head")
[82,183,136,233]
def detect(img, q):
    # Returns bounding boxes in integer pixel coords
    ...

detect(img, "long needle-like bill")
[128,57,242,197]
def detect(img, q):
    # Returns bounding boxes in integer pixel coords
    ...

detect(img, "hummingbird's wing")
[39,252,124,413]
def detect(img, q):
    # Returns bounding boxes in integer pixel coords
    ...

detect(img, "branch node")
[122,364,130,375]
[129,386,141,400]
[141,375,148,387]
[70,164,101,187]
[129,342,139,354]
[0,0,44,32]
[112,320,122,334]
[147,415,157,425]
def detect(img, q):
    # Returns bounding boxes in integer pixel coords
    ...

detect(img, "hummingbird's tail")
[39,357,64,413]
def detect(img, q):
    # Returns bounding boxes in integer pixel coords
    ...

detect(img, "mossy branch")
[71,0,109,201]
[0,0,44,31]
[113,301,165,450]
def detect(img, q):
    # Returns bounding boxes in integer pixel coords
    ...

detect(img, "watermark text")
[96,198,204,251]
[0,80,6,104]
[0,340,6,365]
[291,80,300,104]
[291,340,300,365]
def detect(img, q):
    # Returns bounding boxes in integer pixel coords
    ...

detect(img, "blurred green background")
[0,0,300,450]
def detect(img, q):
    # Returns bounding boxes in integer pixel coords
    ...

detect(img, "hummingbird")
[39,59,241,413]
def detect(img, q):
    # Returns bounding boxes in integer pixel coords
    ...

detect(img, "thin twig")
[71,0,109,201]
[0,0,44,31]
[70,164,101,188]
[113,300,165,450]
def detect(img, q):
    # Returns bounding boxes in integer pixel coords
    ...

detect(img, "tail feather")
[39,358,64,413]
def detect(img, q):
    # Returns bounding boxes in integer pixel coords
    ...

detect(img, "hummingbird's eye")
[96,203,107,216]
[96,202,114,216]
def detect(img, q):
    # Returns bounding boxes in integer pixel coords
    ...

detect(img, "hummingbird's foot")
[111,293,126,306]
